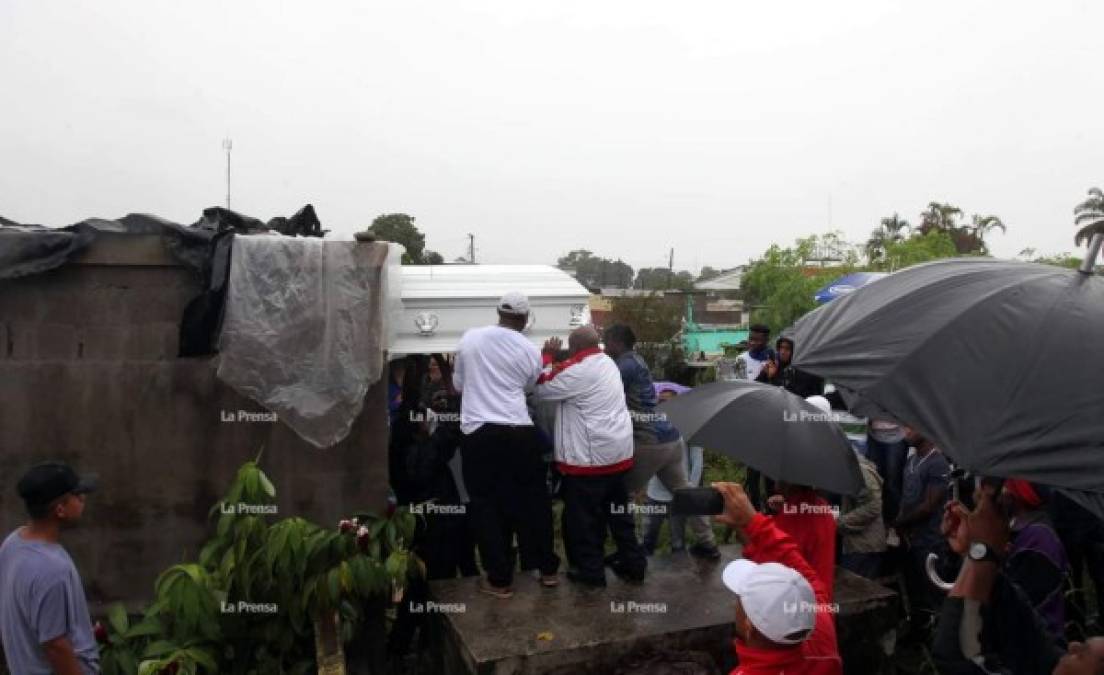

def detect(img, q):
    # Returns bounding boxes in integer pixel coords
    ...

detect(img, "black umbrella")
[657,380,863,496]
[793,257,1104,493]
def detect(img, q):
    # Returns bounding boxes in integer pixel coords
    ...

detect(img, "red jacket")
[731,514,842,675]
[771,490,837,603]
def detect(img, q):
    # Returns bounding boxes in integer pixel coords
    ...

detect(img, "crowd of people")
[385,308,1104,673]
[3,293,1102,674]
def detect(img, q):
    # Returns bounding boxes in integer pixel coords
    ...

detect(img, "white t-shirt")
[737,352,769,380]
[453,325,542,434]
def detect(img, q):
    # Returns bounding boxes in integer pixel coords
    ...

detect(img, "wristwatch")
[968,542,1000,564]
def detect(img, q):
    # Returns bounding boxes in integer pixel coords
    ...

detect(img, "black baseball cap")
[17,462,98,508]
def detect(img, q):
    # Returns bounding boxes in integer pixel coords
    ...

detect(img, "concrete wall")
[0,234,390,613]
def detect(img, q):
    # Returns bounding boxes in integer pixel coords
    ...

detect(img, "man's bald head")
[568,326,601,354]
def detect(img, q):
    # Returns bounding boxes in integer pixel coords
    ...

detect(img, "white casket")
[389,264,591,356]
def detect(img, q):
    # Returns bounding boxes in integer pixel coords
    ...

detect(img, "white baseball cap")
[722,559,817,645]
[497,291,530,316]
[804,395,832,414]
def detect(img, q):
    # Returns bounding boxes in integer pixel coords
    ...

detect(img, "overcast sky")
[3,1,1101,272]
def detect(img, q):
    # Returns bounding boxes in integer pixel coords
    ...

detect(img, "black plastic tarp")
[0,205,328,355]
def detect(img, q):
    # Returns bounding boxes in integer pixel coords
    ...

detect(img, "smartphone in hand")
[671,487,725,516]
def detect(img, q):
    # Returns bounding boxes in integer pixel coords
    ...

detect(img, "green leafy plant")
[97,454,418,675]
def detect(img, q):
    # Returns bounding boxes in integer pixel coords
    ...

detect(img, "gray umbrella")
[792,257,1104,493]
[657,380,863,496]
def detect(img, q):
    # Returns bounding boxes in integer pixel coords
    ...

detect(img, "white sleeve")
[533,364,584,402]
[453,343,466,392]
[522,345,542,393]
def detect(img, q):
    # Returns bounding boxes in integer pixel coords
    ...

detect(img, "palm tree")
[970,214,1006,248]
[919,202,963,234]
[865,213,911,264]
[1074,187,1104,247]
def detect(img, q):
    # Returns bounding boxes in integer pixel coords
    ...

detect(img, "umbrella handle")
[925,552,954,592]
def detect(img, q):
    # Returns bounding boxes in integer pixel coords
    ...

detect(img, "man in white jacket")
[535,326,646,587]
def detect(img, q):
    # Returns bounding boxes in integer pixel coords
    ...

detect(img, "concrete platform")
[427,545,899,675]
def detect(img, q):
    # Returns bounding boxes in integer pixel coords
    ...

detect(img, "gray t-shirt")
[0,529,99,674]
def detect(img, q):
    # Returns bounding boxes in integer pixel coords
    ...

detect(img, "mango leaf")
[244,467,261,502]
[384,552,403,578]
[258,470,276,499]
[107,602,129,635]
[124,616,164,639]
[216,513,233,539]
[184,647,218,673]
[339,561,352,592]
[137,659,164,675]
[117,649,139,675]
[328,568,342,606]
[142,640,180,658]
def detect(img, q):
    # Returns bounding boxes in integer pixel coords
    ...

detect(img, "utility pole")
[222,138,233,209]
[467,233,475,264]
[666,247,674,289]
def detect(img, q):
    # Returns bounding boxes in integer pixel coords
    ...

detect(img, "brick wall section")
[0,236,390,614]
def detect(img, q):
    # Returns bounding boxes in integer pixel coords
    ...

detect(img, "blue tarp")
[813,272,887,304]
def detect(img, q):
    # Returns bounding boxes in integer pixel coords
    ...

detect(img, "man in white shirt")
[453,292,559,598]
[737,324,777,382]
[534,326,645,587]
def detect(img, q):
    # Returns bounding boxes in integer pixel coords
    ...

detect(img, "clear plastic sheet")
[216,236,391,448]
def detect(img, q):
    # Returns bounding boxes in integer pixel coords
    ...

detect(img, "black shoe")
[566,569,607,588]
[689,543,721,560]
[611,566,646,584]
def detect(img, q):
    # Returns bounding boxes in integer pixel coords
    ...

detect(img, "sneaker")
[478,579,514,599]
[540,574,560,588]
[566,569,607,588]
[689,543,721,560]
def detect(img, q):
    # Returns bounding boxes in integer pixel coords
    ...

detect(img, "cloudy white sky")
[2,1,1101,272]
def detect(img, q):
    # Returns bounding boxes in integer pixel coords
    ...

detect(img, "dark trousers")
[561,470,646,582]
[744,467,775,512]
[866,436,908,523]
[461,424,559,586]
[903,542,956,627]
[839,552,883,579]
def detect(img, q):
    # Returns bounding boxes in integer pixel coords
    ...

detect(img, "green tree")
[969,214,1006,253]
[1074,187,1104,247]
[880,230,959,270]
[605,293,684,344]
[368,213,438,264]
[556,250,634,288]
[697,266,723,283]
[741,233,857,335]
[919,201,963,234]
[865,213,910,265]
[635,267,695,290]
[1031,253,1082,269]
